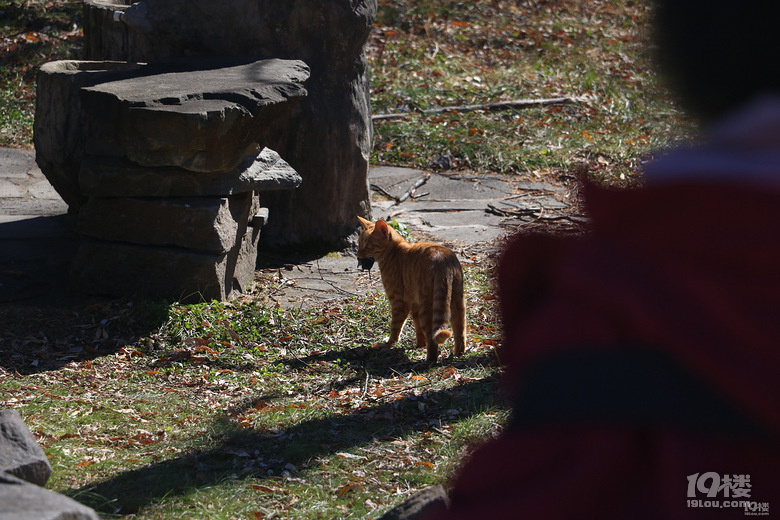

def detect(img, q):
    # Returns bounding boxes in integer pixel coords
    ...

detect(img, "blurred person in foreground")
[430,0,779,518]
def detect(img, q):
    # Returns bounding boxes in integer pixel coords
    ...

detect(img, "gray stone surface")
[80,58,309,172]
[77,192,257,254]
[34,60,144,211]
[0,148,68,217]
[34,58,307,212]
[0,179,23,198]
[71,223,261,302]
[371,166,514,201]
[0,410,99,519]
[0,472,99,520]
[1,148,577,306]
[0,409,52,487]
[0,148,42,179]
[376,485,449,520]
[79,147,301,198]
[83,0,377,249]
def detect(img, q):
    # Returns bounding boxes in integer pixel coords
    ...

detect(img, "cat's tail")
[432,270,453,345]
[434,329,452,344]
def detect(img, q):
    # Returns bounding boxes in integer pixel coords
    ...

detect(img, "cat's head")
[356,216,398,269]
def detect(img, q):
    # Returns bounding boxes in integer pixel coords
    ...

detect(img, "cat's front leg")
[376,300,408,349]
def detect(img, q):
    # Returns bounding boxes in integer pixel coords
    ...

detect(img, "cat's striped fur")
[357,216,466,363]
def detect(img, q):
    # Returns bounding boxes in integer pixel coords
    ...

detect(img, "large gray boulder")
[0,473,99,520]
[83,0,377,249]
[377,485,450,520]
[34,58,304,301]
[0,410,100,520]
[0,409,51,487]
[79,147,301,199]
[79,58,309,173]
[35,58,308,215]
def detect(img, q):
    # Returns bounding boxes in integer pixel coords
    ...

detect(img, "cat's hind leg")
[450,282,467,356]
[413,311,441,364]
[411,311,427,348]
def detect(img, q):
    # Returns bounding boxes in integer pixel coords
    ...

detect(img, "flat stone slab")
[0,179,23,198]
[79,147,301,198]
[71,225,260,302]
[81,58,309,110]
[0,147,43,179]
[0,472,99,520]
[79,58,309,172]
[0,153,67,217]
[370,166,514,201]
[369,167,568,244]
[77,192,257,254]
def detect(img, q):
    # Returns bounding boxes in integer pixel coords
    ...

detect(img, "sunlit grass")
[369,0,695,183]
[1,256,503,519]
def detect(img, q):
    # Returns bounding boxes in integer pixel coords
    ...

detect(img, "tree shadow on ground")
[68,375,504,516]
[268,341,499,393]
[0,297,170,375]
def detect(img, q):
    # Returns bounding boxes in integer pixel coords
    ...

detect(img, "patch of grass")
[0,0,83,147]
[1,259,505,519]
[2,0,696,182]
[0,1,700,518]
[369,0,696,183]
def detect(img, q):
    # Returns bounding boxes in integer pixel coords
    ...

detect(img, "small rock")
[0,409,52,487]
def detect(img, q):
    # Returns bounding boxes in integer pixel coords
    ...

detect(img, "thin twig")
[316,259,361,297]
[432,427,452,439]
[371,174,431,205]
[397,174,430,204]
[372,95,587,121]
[371,113,410,121]
[361,369,371,399]
[486,203,541,217]
[370,183,399,202]
[488,203,587,224]
[267,278,292,297]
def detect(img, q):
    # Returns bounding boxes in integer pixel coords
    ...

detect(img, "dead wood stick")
[486,203,541,217]
[372,113,410,121]
[397,174,431,204]
[423,96,586,115]
[371,174,431,205]
[372,96,586,121]
[488,203,587,224]
[370,183,399,203]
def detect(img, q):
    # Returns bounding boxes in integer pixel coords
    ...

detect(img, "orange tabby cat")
[357,216,466,363]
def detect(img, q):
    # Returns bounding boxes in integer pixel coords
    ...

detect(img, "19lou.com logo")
[687,472,769,516]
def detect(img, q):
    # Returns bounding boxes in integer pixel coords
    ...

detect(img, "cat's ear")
[374,219,391,238]
[357,216,373,230]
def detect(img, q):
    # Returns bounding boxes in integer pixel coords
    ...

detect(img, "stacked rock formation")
[82,0,377,249]
[34,58,307,301]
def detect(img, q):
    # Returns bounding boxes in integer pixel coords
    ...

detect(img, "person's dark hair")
[653,0,780,122]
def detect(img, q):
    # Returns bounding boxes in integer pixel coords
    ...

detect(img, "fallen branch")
[486,203,541,218]
[369,183,398,201]
[487,203,588,224]
[372,95,587,121]
[371,174,431,205]
[398,174,430,204]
